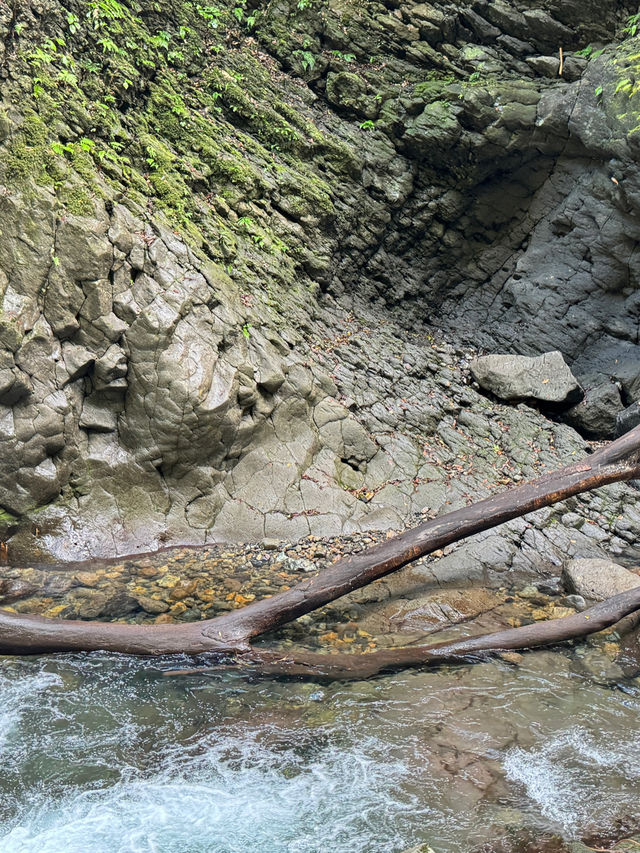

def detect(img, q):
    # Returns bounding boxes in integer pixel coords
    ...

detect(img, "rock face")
[470,352,582,404]
[0,0,639,559]
[562,559,640,601]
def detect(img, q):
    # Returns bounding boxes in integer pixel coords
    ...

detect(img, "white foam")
[1,731,420,853]
[0,666,62,754]
[503,725,640,835]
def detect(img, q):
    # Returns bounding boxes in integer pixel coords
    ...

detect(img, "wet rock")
[562,559,640,602]
[562,594,587,611]
[275,555,316,573]
[135,595,169,615]
[0,577,38,602]
[470,352,582,405]
[383,588,502,633]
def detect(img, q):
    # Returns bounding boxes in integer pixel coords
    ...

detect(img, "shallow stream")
[1,645,639,852]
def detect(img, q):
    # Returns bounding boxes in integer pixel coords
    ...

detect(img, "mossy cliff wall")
[0,0,639,561]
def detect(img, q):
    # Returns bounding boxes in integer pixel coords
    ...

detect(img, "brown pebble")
[74,571,102,587]
[500,652,524,665]
[138,567,159,579]
[169,579,198,601]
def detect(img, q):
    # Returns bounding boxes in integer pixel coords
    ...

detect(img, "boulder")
[470,351,582,405]
[616,402,640,437]
[562,558,640,602]
[564,375,623,438]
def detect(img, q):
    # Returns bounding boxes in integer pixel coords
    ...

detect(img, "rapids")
[0,648,639,852]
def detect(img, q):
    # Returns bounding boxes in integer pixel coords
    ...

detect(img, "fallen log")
[0,424,639,665]
[166,584,640,680]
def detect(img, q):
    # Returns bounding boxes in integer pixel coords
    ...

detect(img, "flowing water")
[0,648,639,852]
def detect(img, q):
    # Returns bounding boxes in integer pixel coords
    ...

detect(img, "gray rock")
[275,554,316,573]
[94,345,128,390]
[62,343,95,382]
[325,72,376,118]
[565,375,623,438]
[616,402,640,437]
[0,0,637,567]
[562,558,640,601]
[562,594,587,611]
[0,367,32,404]
[403,101,462,156]
[526,55,560,77]
[80,399,118,433]
[470,351,582,405]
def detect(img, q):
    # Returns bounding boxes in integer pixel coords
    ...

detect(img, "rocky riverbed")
[2,532,639,667]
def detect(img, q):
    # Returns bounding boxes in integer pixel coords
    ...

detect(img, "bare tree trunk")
[0,425,639,670]
[167,584,640,679]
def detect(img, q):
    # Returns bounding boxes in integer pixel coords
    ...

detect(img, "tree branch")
[166,584,640,680]
[0,425,638,658]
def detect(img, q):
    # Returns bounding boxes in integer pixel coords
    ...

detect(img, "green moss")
[0,0,366,324]
[59,185,95,215]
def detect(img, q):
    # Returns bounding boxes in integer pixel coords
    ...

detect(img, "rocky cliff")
[0,0,639,562]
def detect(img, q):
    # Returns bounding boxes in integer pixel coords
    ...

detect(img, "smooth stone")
[470,351,582,405]
[562,558,640,601]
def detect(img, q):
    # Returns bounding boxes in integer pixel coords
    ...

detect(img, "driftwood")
[167,585,640,679]
[0,424,639,678]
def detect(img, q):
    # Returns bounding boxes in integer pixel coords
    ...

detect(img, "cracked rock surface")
[0,0,639,566]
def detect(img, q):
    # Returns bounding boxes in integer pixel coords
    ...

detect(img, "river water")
[0,646,639,852]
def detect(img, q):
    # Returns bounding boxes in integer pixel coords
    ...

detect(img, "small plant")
[87,0,127,27]
[297,0,313,9]
[237,216,253,228]
[331,50,355,62]
[270,237,289,254]
[58,68,79,86]
[50,141,74,156]
[624,12,640,36]
[575,44,605,60]
[241,323,251,338]
[150,30,171,50]
[97,35,121,54]
[359,119,375,130]
[293,49,315,71]
[197,5,222,28]
[66,13,80,34]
